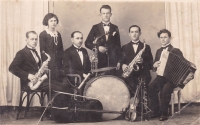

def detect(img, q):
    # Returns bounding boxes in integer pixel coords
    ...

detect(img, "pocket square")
[112,31,116,36]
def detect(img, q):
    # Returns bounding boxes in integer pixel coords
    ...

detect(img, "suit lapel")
[128,42,136,55]
[70,46,82,67]
[24,46,39,69]
[136,41,143,54]
[82,50,87,70]
[97,23,107,43]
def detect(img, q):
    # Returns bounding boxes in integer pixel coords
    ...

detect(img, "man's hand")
[116,62,120,70]
[83,73,87,78]
[122,64,128,72]
[153,61,161,68]
[28,74,35,81]
[98,46,108,53]
[135,57,143,64]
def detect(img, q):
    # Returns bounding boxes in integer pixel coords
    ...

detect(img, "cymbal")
[91,67,116,73]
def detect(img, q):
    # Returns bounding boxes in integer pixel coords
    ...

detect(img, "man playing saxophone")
[9,31,69,92]
[121,25,153,96]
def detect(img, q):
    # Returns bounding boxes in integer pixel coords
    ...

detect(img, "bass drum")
[83,75,130,120]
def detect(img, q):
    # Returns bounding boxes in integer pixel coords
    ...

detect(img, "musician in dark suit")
[63,31,91,83]
[9,31,69,92]
[148,29,184,121]
[121,25,153,96]
[85,5,121,72]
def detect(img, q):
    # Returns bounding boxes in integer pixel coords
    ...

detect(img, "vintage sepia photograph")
[0,0,200,125]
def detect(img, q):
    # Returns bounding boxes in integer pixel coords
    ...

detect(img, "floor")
[1,103,200,125]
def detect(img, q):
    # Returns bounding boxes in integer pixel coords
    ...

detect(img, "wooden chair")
[16,69,51,120]
[171,87,181,115]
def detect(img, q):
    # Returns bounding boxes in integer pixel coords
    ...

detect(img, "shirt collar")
[73,44,82,49]
[27,45,35,49]
[45,28,58,37]
[102,21,110,25]
[132,40,140,44]
[162,43,171,48]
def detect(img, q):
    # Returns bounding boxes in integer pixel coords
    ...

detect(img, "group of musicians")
[9,5,183,122]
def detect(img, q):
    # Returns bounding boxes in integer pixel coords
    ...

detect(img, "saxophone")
[28,52,51,90]
[122,43,146,78]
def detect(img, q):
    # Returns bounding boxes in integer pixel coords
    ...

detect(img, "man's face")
[159,33,171,46]
[129,27,141,41]
[100,8,112,23]
[48,17,57,29]
[71,32,83,48]
[26,33,38,48]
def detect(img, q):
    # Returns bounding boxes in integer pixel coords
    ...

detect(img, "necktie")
[103,23,110,26]
[30,49,40,64]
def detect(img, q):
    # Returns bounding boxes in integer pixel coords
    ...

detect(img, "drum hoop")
[83,75,127,96]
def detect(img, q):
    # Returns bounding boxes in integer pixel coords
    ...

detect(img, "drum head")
[83,75,130,120]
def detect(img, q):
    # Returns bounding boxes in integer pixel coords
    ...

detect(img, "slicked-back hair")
[129,25,141,33]
[157,29,171,38]
[26,31,37,38]
[100,5,112,13]
[71,31,83,38]
[42,13,59,26]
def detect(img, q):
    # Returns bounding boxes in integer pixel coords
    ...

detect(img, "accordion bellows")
[157,50,196,88]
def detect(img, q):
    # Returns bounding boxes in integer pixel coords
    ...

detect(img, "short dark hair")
[42,13,59,26]
[71,31,83,38]
[26,31,37,38]
[129,25,141,33]
[100,5,112,13]
[157,29,171,38]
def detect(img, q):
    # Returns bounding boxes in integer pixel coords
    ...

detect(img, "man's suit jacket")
[85,22,121,68]
[9,46,41,87]
[121,41,153,83]
[154,44,183,63]
[63,45,91,78]
[154,44,183,71]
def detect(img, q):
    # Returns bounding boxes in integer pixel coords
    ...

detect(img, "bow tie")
[132,42,139,45]
[76,48,82,52]
[103,23,110,26]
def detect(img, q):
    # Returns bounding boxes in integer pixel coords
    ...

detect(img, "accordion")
[156,50,196,88]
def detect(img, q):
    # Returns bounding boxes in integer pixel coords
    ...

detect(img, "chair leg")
[24,92,30,118]
[16,91,23,120]
[178,90,181,114]
[40,92,44,121]
[171,92,174,115]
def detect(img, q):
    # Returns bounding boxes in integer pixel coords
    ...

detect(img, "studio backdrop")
[0,1,199,106]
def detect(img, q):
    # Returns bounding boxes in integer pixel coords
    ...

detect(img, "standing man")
[63,31,91,83]
[148,29,184,121]
[85,5,121,72]
[121,25,153,96]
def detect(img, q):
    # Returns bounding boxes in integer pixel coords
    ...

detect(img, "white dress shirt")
[102,21,110,41]
[27,45,39,64]
[73,45,83,65]
[132,40,140,53]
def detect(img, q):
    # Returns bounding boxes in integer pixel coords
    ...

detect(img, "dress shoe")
[159,115,168,121]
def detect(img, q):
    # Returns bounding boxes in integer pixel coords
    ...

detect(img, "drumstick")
[78,73,91,89]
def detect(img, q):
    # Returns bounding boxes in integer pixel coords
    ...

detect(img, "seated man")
[9,31,69,92]
[63,31,91,89]
[148,29,183,121]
